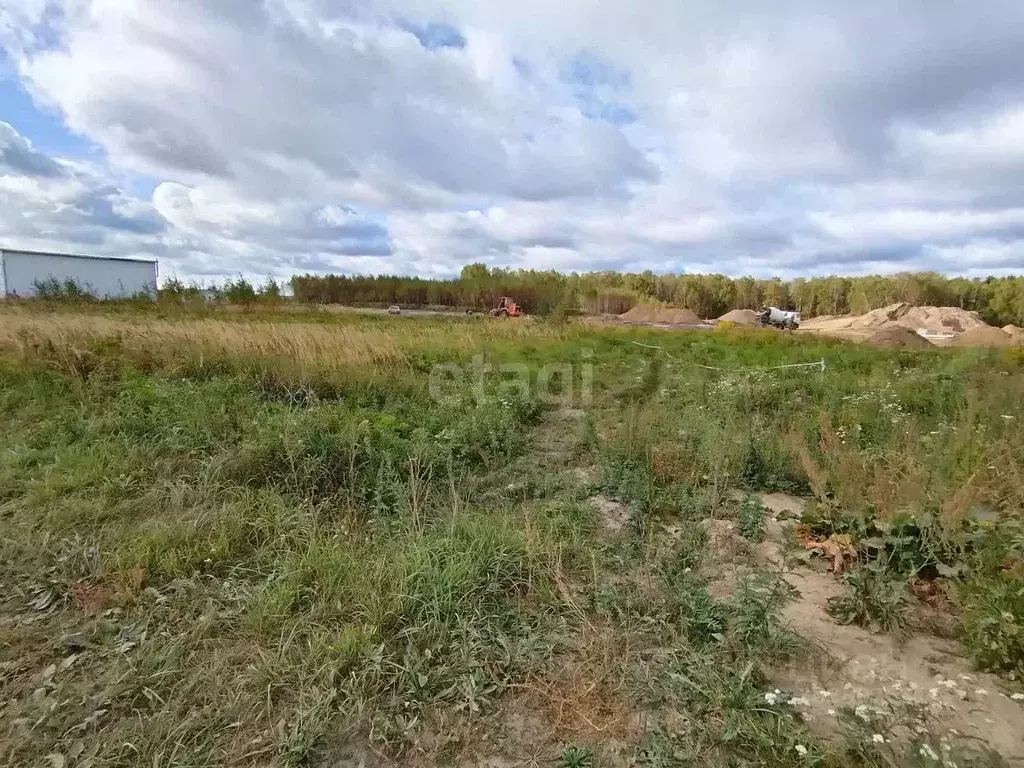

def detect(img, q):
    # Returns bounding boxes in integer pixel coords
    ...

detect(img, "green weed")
[558,745,595,768]
[739,494,767,542]
[827,565,911,638]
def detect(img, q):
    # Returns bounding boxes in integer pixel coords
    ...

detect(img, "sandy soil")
[801,303,989,335]
[618,305,706,325]
[717,309,760,326]
[951,326,1017,347]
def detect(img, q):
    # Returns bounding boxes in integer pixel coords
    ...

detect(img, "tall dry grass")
[0,306,568,384]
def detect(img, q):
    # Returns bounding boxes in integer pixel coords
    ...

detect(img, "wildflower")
[919,744,940,760]
[827,709,836,716]
[794,745,808,756]
[817,689,832,698]
[872,734,885,744]
[854,704,871,722]
[790,696,810,707]
[764,691,779,705]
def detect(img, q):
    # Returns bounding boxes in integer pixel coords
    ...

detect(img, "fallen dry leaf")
[801,532,856,573]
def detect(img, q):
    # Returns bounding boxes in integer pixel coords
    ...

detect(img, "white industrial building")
[0,248,158,299]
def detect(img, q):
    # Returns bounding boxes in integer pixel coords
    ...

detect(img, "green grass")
[1,304,1022,766]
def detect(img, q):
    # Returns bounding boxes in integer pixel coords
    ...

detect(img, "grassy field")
[1,304,1022,767]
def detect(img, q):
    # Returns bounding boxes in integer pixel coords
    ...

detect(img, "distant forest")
[285,265,1024,326]
[156,265,1024,327]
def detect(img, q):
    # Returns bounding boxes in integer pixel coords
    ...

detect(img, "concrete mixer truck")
[756,306,801,330]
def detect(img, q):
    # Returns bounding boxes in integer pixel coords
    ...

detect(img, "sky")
[1,0,1023,284]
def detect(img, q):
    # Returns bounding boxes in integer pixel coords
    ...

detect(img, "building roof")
[0,247,157,265]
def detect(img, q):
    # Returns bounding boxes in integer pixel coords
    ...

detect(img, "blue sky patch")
[398,20,467,51]
[560,50,637,125]
[564,50,631,90]
[0,53,94,158]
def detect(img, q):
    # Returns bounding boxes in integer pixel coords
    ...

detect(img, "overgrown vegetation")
[1,302,1022,766]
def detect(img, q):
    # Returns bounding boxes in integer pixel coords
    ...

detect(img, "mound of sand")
[1003,324,1024,339]
[801,302,988,334]
[717,309,760,326]
[950,326,1016,348]
[619,305,704,324]
[864,327,934,348]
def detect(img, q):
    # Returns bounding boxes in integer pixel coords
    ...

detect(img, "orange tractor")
[490,297,523,317]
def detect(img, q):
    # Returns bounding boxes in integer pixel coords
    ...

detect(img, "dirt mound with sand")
[950,326,1016,348]
[716,309,760,326]
[864,326,934,348]
[619,304,704,324]
[1003,324,1024,340]
[801,302,988,334]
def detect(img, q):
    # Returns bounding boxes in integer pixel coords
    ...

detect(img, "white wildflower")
[854,704,871,722]
[795,745,808,756]
[872,734,885,744]
[827,709,836,716]
[919,744,940,760]
[817,689,831,698]
[790,696,810,707]
[764,692,779,705]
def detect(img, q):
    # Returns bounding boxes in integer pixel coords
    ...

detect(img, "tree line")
[285,266,1024,326]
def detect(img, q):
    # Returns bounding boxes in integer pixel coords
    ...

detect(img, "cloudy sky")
[1,1,1023,283]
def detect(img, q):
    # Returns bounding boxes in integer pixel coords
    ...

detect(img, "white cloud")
[1,0,1023,281]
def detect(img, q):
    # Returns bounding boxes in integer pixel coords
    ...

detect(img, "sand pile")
[801,302,988,334]
[1003,324,1024,340]
[864,327,934,348]
[619,305,704,324]
[950,327,1016,348]
[717,309,760,326]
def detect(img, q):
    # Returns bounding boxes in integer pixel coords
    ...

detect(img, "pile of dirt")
[1003,324,1024,340]
[618,304,704,324]
[716,308,760,326]
[801,302,989,334]
[863,326,934,348]
[950,326,1017,348]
